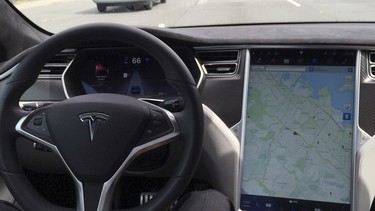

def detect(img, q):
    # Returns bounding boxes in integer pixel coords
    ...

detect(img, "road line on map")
[286,0,301,7]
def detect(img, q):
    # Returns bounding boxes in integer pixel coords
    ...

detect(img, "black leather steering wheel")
[0,24,204,211]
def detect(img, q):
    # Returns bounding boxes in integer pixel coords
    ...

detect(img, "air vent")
[371,66,375,77]
[204,64,237,74]
[40,49,76,75]
[196,50,240,75]
[369,52,375,77]
[370,52,375,63]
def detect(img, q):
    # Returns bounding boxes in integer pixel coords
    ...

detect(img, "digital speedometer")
[63,47,179,99]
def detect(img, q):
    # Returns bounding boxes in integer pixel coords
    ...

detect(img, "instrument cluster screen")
[67,48,179,98]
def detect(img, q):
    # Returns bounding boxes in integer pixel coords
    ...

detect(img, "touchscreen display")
[240,50,355,210]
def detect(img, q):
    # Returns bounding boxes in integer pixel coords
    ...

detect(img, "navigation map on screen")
[241,64,355,210]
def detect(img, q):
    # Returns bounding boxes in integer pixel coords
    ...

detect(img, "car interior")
[1,0,375,210]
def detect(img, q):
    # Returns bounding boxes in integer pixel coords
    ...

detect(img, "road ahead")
[14,0,375,33]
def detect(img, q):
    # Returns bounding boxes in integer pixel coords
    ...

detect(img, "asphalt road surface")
[13,0,375,33]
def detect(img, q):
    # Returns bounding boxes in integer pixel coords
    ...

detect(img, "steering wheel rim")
[0,24,204,211]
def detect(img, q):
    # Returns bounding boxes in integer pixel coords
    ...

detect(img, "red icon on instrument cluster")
[95,63,109,79]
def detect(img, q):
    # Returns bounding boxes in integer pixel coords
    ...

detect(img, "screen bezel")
[237,49,360,211]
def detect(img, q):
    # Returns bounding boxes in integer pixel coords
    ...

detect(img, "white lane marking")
[286,0,301,7]
[15,0,74,10]
[197,0,208,5]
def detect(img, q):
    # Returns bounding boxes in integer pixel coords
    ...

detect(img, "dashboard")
[3,9,375,210]
[18,45,364,211]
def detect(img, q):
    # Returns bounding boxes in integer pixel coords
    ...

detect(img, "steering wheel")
[0,24,204,211]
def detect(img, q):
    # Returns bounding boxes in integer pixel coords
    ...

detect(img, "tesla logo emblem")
[79,113,109,142]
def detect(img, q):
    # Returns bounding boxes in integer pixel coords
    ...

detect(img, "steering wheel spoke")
[15,108,55,150]
[138,103,180,147]
[74,181,109,211]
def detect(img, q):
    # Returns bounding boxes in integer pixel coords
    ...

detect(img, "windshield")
[11,0,375,33]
